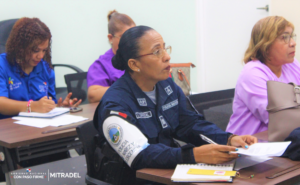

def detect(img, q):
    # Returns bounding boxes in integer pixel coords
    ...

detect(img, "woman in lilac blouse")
[87,10,135,103]
[226,16,300,135]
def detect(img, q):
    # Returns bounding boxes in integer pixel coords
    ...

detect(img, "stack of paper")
[18,107,70,118]
[12,114,88,128]
[234,142,291,157]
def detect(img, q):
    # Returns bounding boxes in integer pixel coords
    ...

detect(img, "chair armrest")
[52,64,84,73]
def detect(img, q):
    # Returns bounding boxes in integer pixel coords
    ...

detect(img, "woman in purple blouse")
[87,10,135,103]
[226,16,299,135]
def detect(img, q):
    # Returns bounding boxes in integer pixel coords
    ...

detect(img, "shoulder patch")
[164,85,173,95]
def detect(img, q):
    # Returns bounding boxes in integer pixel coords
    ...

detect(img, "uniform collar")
[123,72,171,108]
[12,61,43,77]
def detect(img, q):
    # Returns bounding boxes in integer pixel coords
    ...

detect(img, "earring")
[110,42,113,44]
[137,69,140,72]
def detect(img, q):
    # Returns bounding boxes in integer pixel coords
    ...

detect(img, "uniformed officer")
[95,26,257,171]
[0,17,81,119]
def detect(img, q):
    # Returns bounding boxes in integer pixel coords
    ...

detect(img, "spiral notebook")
[171,160,235,182]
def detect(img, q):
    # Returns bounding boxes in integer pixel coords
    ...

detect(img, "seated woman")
[87,10,135,103]
[226,16,299,135]
[94,26,257,174]
[0,17,81,120]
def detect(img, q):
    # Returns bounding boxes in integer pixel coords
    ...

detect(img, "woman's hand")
[31,96,56,113]
[57,92,82,107]
[193,144,239,164]
[229,135,257,149]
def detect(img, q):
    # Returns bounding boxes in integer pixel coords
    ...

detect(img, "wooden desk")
[0,103,97,148]
[0,103,98,184]
[136,131,300,185]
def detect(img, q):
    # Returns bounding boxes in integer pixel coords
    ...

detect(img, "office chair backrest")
[64,72,88,104]
[76,121,112,185]
[186,89,235,131]
[0,19,18,54]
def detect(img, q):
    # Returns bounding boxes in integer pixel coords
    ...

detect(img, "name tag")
[162,99,178,111]
[135,111,152,119]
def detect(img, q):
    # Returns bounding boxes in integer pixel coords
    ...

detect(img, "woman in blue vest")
[0,17,81,119]
[95,26,257,171]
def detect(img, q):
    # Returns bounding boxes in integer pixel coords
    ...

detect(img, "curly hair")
[244,16,294,64]
[5,17,52,74]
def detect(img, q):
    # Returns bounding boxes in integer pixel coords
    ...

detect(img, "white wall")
[1,0,197,89]
[270,0,300,61]
[196,0,269,92]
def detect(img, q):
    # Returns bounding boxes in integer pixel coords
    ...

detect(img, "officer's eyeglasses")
[136,46,172,58]
[279,33,297,44]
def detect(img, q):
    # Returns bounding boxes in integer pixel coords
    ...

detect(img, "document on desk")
[233,142,291,157]
[18,107,70,118]
[234,156,272,171]
[12,114,88,128]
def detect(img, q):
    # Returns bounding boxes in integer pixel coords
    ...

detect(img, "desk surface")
[136,131,300,185]
[0,103,98,148]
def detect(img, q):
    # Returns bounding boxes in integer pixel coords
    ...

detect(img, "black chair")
[186,89,235,131]
[64,72,88,105]
[0,19,18,54]
[76,121,111,185]
[53,64,84,100]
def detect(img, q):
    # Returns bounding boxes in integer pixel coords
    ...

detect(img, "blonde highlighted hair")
[244,16,294,64]
[107,10,135,35]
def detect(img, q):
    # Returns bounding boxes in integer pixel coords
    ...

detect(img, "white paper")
[18,107,70,118]
[234,156,272,171]
[233,142,291,157]
[12,114,88,128]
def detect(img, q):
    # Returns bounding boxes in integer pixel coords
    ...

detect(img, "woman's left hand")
[229,135,257,149]
[57,92,82,107]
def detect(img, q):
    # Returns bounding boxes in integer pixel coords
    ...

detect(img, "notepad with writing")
[171,160,235,182]
[18,107,70,118]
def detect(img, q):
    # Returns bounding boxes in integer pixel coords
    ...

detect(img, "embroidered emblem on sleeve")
[103,116,150,167]
[159,116,168,128]
[137,98,147,106]
[162,99,178,111]
[164,85,173,95]
[135,111,152,119]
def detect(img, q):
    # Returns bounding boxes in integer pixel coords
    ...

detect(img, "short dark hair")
[107,10,135,35]
[112,26,153,72]
[6,17,52,74]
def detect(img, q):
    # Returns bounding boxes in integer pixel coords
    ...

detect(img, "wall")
[196,0,269,92]
[0,0,198,89]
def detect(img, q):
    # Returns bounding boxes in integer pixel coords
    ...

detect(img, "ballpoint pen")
[200,134,218,145]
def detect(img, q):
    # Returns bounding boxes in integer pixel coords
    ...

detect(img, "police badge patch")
[164,85,173,95]
[107,125,123,145]
[137,98,147,106]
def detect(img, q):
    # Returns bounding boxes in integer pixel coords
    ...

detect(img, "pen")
[200,134,218,145]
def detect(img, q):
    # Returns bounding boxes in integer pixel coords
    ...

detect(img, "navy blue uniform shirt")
[95,72,231,170]
[0,53,57,119]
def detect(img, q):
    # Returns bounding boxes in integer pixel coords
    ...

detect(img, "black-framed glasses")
[279,33,297,44]
[136,46,172,58]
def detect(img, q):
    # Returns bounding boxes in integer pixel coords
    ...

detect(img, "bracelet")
[227,134,238,146]
[27,100,33,113]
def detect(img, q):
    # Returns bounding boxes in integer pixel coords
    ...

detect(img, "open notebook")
[171,160,235,182]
